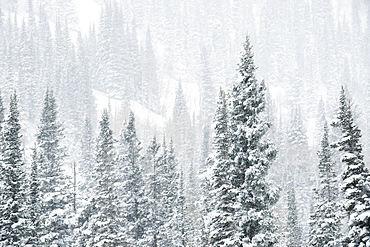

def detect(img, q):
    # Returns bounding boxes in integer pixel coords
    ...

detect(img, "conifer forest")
[1,0,370,246]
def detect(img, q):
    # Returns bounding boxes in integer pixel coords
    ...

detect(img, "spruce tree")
[159,138,181,246]
[175,165,188,247]
[146,136,161,246]
[0,91,5,154]
[332,87,370,247]
[308,123,341,247]
[36,89,72,245]
[0,91,27,246]
[229,36,279,246]
[79,117,95,199]
[208,87,238,246]
[79,109,123,246]
[117,112,148,245]
[286,186,302,247]
[0,91,4,129]
[27,148,42,246]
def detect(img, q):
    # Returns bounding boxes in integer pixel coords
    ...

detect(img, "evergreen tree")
[0,91,27,246]
[332,87,370,247]
[26,148,42,246]
[174,165,188,247]
[286,186,302,247]
[79,109,123,246]
[78,117,95,199]
[117,112,148,245]
[36,89,72,245]
[146,136,183,246]
[208,87,238,246]
[308,123,342,247]
[171,82,193,175]
[229,36,279,246]
[146,136,161,246]
[160,138,182,246]
[0,91,5,129]
[0,91,5,154]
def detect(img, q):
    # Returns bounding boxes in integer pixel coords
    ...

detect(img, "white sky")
[76,0,100,33]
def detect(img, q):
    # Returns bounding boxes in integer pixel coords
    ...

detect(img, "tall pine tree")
[308,123,342,247]
[27,148,42,246]
[332,87,370,247]
[208,87,238,246]
[79,109,123,246]
[35,89,72,245]
[286,186,302,247]
[0,91,5,154]
[117,112,148,245]
[0,91,27,246]
[229,36,279,246]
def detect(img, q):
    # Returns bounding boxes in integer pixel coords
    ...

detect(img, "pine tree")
[79,109,123,246]
[332,87,370,247]
[36,89,72,245]
[0,91,5,154]
[208,87,238,246]
[229,36,279,246]
[117,112,148,245]
[308,123,342,247]
[145,136,184,246]
[160,138,182,246]
[78,117,95,199]
[174,165,188,247]
[146,136,161,246]
[26,148,42,246]
[286,186,302,247]
[0,91,27,246]
[0,91,4,129]
[171,82,192,172]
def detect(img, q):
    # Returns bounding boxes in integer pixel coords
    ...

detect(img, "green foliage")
[0,91,27,246]
[35,89,72,245]
[286,186,302,247]
[80,109,124,246]
[208,36,279,246]
[308,123,342,247]
[332,87,370,247]
[117,112,148,245]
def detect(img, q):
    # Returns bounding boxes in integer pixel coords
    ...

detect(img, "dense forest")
[0,0,370,246]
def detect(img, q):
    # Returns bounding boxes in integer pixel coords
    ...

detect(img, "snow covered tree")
[0,91,27,246]
[332,87,370,247]
[78,117,95,199]
[78,109,124,246]
[286,186,302,247]
[307,123,342,247]
[117,112,148,245]
[145,136,161,246]
[146,136,183,246]
[174,163,188,247]
[229,36,279,246]
[208,87,239,246]
[35,89,72,245]
[159,138,182,245]
[26,148,42,246]
[0,91,5,154]
[171,82,193,172]
[0,91,4,129]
